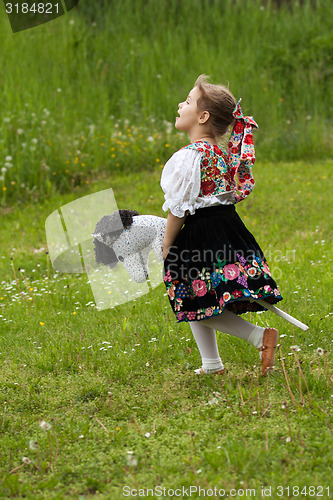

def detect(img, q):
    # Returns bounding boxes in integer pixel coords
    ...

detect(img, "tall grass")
[0,0,332,205]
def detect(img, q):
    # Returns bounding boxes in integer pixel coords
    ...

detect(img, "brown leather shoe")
[258,328,279,376]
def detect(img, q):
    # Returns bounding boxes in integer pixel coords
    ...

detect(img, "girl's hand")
[162,211,187,260]
[162,245,169,260]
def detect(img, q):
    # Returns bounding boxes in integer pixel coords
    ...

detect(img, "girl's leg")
[189,322,224,374]
[202,309,265,350]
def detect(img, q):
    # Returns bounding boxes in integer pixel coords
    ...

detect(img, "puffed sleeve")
[160,148,201,217]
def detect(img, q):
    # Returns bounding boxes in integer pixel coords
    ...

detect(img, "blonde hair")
[195,74,237,138]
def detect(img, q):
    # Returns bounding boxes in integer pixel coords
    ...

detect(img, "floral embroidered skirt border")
[163,204,283,323]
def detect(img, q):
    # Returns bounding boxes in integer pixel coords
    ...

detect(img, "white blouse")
[160,148,235,218]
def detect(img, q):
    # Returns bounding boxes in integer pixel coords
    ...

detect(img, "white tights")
[189,309,265,373]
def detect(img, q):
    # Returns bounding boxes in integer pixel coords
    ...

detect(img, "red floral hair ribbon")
[228,98,258,202]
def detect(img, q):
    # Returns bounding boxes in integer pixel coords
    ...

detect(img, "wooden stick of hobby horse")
[256,299,309,331]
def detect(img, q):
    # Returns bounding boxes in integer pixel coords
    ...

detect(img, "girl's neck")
[190,135,217,146]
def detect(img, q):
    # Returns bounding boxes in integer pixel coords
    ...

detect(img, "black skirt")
[163,204,283,323]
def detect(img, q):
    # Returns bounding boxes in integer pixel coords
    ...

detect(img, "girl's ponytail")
[228,99,258,202]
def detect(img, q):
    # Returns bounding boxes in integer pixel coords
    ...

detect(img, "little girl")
[161,75,283,376]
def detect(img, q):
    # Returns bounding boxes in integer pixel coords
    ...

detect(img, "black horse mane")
[93,209,139,267]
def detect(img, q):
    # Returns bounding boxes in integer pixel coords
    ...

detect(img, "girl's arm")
[162,211,187,260]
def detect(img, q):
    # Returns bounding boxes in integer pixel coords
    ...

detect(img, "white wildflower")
[39,420,52,431]
[126,451,137,467]
[316,348,324,356]
[29,440,38,451]
[22,457,31,464]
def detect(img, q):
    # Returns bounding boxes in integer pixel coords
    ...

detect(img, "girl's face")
[175,86,202,133]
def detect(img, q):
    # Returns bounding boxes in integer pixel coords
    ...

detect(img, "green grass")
[0,157,332,498]
[1,0,333,205]
[0,0,332,497]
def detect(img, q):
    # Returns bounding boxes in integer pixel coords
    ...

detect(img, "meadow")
[0,0,333,498]
[0,0,333,206]
[0,157,332,498]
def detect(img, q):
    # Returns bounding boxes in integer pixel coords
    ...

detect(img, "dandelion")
[5,155,12,161]
[29,440,38,451]
[1,168,6,173]
[39,420,52,431]
[126,451,138,467]
[17,129,24,135]
[31,138,38,144]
